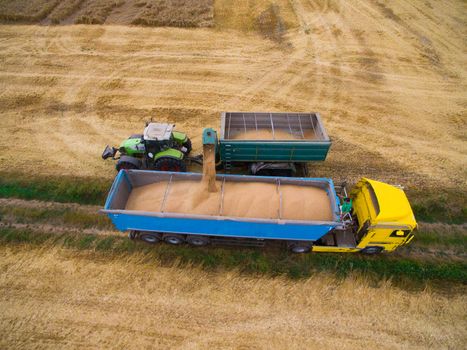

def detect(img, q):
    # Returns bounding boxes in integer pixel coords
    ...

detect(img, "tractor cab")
[143,123,175,157]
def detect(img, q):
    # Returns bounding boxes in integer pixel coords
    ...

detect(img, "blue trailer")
[102,170,418,254]
[102,169,343,252]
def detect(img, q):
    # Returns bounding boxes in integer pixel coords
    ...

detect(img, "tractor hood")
[120,138,145,154]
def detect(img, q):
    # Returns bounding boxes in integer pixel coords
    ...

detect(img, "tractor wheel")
[186,235,210,247]
[154,157,187,172]
[360,246,383,255]
[116,161,138,171]
[116,156,141,172]
[182,138,192,154]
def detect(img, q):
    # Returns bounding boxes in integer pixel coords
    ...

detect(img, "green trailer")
[217,112,331,176]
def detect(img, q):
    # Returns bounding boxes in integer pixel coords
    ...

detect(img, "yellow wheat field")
[0,3,466,349]
[0,245,465,349]
[0,0,465,190]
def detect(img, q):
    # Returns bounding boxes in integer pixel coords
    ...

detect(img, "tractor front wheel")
[116,161,138,171]
[154,157,187,172]
[116,156,141,172]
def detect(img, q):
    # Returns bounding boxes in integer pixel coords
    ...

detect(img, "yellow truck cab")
[308,178,417,254]
[349,178,417,253]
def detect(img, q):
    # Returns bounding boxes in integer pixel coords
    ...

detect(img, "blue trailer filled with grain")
[101,169,417,254]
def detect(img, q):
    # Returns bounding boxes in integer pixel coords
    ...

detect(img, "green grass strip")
[1,227,465,286]
[0,172,110,205]
[1,171,465,224]
[0,205,113,230]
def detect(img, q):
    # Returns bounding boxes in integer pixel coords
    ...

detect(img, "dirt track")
[0,0,466,190]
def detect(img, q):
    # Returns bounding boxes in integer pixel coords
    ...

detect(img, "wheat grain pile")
[126,179,333,221]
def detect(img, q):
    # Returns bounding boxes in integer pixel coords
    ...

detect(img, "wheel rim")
[365,247,381,254]
[292,246,308,253]
[166,237,182,245]
[141,234,158,243]
[191,238,205,246]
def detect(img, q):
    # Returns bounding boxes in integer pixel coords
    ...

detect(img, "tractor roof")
[143,123,174,141]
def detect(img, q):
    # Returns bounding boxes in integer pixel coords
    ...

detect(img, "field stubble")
[0,0,465,192]
[0,2,466,347]
[0,0,214,26]
[0,244,466,349]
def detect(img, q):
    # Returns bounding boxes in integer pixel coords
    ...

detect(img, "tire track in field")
[0,222,121,238]
[0,198,465,261]
[268,0,319,104]
[223,0,328,110]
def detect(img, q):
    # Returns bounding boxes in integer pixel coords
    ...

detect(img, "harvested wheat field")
[0,1,466,349]
[0,245,466,349]
[0,0,465,192]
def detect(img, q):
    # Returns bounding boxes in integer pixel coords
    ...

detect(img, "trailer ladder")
[224,144,232,172]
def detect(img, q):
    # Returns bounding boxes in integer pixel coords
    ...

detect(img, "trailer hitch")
[184,154,203,165]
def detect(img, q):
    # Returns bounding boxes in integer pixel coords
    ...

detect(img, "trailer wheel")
[288,241,312,254]
[140,233,161,244]
[186,235,210,247]
[163,234,185,245]
[360,246,383,255]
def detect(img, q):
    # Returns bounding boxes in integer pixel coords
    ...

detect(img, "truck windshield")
[367,184,380,217]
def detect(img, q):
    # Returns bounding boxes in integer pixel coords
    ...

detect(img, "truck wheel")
[186,235,210,247]
[140,233,161,244]
[154,157,187,172]
[182,138,192,154]
[288,241,312,254]
[163,234,185,245]
[360,246,383,255]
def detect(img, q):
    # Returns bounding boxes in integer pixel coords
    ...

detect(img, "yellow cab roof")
[363,178,417,228]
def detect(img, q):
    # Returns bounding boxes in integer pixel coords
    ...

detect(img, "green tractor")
[102,123,194,172]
